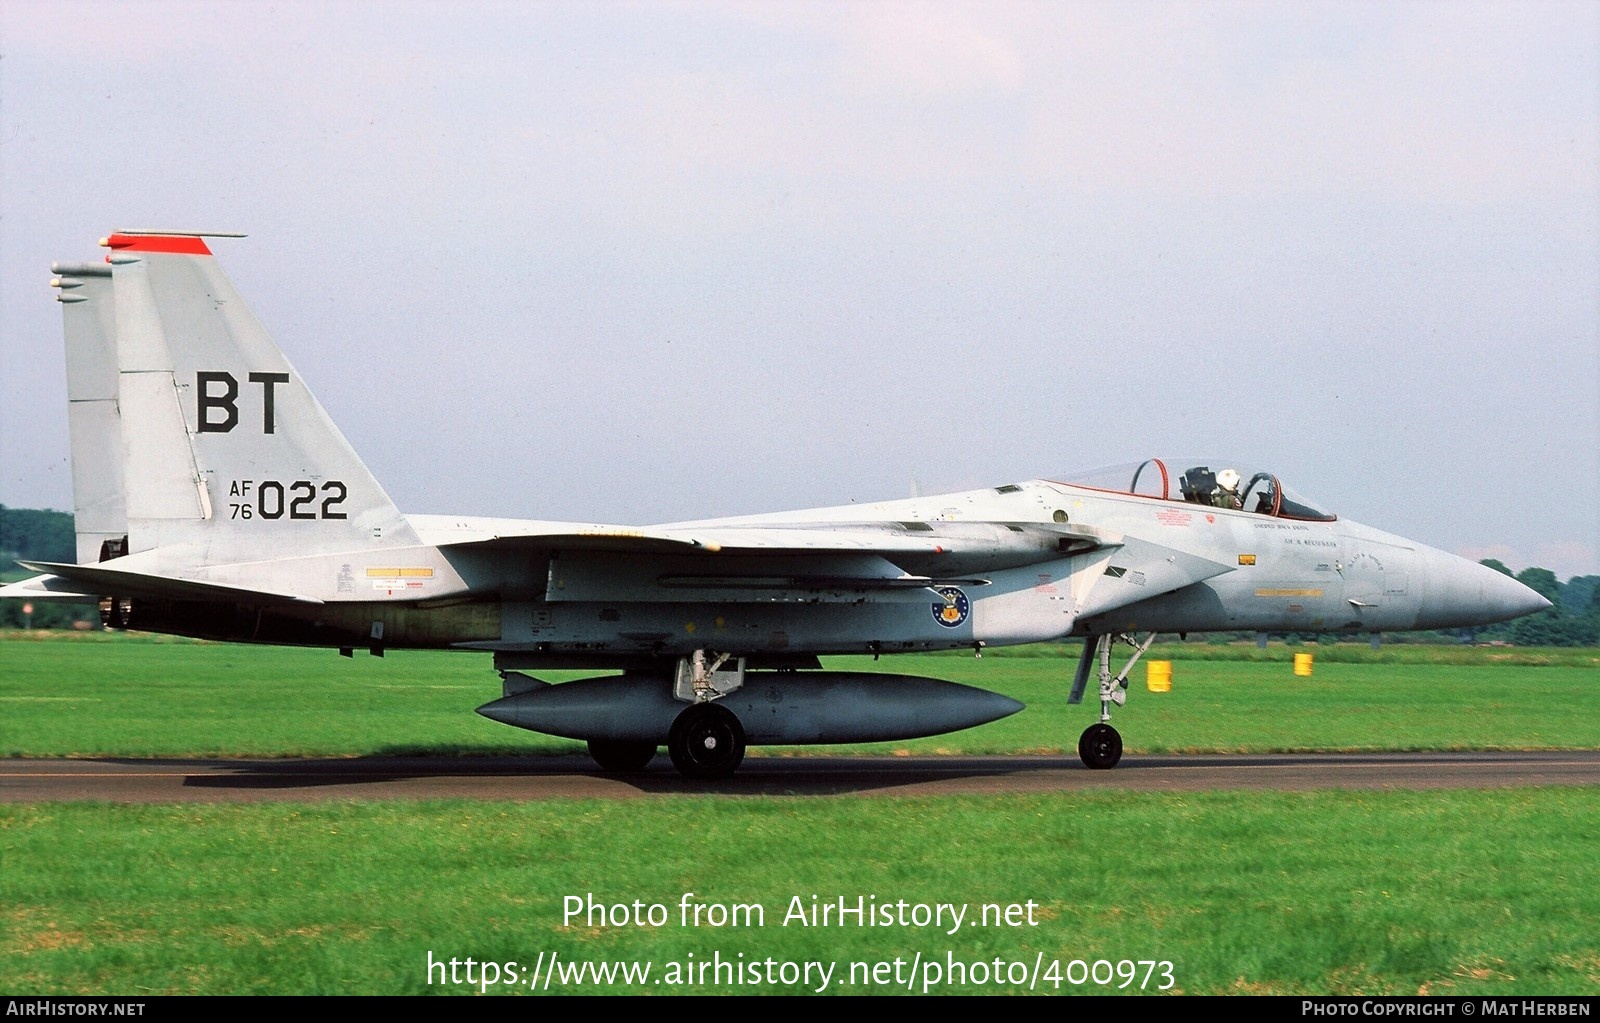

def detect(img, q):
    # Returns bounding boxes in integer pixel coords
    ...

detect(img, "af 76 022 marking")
[226,480,347,520]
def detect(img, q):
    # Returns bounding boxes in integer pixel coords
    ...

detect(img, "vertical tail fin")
[52,261,127,564]
[102,231,419,561]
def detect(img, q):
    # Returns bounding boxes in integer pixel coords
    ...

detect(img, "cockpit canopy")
[1053,458,1337,522]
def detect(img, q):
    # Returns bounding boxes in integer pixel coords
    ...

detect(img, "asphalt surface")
[3,751,1599,802]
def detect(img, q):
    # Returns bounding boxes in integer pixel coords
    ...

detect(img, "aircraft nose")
[1415,547,1552,629]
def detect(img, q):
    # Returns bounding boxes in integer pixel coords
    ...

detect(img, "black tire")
[1078,722,1122,770]
[667,703,747,779]
[587,739,657,773]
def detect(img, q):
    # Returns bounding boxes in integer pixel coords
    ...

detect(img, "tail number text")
[228,480,348,520]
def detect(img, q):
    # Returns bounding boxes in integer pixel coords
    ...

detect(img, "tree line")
[0,506,93,628]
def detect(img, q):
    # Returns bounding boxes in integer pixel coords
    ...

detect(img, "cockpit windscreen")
[1053,459,1336,521]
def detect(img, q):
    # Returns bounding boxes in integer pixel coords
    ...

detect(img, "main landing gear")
[1069,632,1156,770]
[667,702,746,779]
[665,648,748,779]
[578,649,751,778]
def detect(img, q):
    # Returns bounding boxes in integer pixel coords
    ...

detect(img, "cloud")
[1011,2,1599,203]
[833,4,1025,98]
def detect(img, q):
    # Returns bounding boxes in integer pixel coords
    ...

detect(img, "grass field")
[5,791,1598,996]
[2,632,1598,996]
[2,631,1596,758]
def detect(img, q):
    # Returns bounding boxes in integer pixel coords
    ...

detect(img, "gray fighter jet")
[2,231,1551,777]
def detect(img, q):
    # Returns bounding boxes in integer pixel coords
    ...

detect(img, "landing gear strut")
[1069,632,1157,770]
[663,649,750,778]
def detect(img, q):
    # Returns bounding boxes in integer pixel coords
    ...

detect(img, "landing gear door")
[673,654,747,702]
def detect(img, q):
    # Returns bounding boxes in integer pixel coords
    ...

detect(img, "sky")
[1,1,1596,579]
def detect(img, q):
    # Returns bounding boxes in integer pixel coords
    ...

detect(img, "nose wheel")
[667,702,747,779]
[1078,722,1122,769]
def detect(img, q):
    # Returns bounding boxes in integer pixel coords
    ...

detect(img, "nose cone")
[1415,548,1553,629]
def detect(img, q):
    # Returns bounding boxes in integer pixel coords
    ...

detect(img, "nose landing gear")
[1069,632,1156,770]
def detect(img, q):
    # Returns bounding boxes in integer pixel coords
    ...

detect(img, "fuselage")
[101,475,1546,662]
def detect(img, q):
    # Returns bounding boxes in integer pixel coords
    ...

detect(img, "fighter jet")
[2,231,1552,778]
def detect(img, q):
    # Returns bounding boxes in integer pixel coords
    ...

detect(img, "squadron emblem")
[931,586,971,628]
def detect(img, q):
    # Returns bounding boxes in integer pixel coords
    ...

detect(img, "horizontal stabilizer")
[17,560,322,606]
[0,575,101,602]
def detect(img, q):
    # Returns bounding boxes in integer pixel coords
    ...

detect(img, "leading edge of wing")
[441,520,1121,559]
[16,561,323,606]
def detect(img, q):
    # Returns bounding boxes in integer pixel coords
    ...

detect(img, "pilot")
[1212,468,1243,510]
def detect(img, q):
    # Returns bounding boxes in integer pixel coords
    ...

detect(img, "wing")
[435,519,1120,598]
[435,517,1231,615]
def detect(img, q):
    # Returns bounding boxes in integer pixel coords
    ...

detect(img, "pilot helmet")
[1217,468,1241,492]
